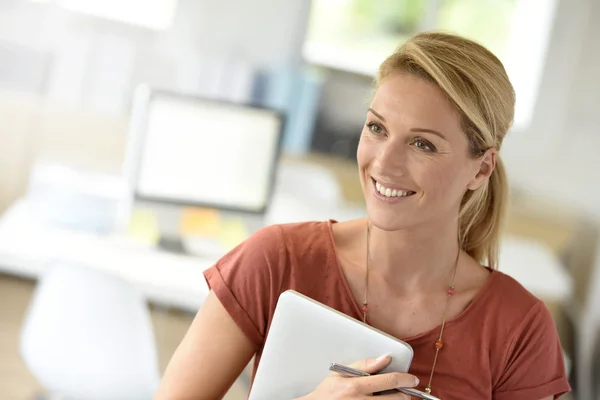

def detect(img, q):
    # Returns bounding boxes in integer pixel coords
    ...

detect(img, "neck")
[366,218,460,293]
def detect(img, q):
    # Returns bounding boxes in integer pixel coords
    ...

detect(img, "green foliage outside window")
[304,0,518,73]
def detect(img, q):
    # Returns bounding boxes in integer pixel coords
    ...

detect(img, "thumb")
[349,354,391,374]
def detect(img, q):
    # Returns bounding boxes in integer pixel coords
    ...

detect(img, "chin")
[366,206,415,232]
[363,187,420,231]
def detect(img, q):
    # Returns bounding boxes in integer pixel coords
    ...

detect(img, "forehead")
[371,73,463,133]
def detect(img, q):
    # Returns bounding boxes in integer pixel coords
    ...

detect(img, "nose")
[375,137,407,172]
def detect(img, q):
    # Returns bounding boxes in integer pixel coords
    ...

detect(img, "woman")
[155,32,571,399]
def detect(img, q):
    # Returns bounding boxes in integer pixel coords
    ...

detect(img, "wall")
[0,0,311,211]
[0,89,130,211]
[494,0,600,219]
[0,0,311,115]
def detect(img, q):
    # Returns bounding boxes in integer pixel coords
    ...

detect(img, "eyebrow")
[367,108,448,141]
[368,108,386,121]
[410,127,448,141]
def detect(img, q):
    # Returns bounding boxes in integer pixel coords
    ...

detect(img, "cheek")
[421,161,468,200]
[356,137,371,191]
[356,135,370,168]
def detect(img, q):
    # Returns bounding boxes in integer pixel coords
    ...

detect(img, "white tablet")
[249,290,414,400]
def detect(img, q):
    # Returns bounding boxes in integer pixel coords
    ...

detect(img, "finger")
[348,354,391,374]
[355,372,419,394]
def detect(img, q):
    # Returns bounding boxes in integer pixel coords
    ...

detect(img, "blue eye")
[366,122,385,135]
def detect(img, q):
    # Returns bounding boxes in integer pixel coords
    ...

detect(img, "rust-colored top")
[204,221,570,400]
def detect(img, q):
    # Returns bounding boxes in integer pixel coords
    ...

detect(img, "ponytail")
[458,157,508,269]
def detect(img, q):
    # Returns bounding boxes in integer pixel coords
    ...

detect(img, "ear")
[467,149,496,191]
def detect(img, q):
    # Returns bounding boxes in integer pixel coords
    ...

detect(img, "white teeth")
[374,180,413,198]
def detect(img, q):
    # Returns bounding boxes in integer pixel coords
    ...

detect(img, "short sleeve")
[493,301,571,400]
[203,225,287,348]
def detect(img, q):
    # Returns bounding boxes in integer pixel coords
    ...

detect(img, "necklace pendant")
[425,385,432,394]
[361,303,368,313]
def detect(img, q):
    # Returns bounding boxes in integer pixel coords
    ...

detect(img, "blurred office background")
[0,0,598,399]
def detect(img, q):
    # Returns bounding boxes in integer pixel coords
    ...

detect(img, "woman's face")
[357,73,494,231]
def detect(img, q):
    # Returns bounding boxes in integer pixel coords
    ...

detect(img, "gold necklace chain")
[362,222,460,395]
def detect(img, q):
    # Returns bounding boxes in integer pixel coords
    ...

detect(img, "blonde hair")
[377,31,515,268]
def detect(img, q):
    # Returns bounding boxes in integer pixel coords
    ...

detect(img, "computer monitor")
[124,85,284,252]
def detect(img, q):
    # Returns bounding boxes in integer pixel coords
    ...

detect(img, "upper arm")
[154,291,256,400]
[155,225,288,399]
[492,301,571,400]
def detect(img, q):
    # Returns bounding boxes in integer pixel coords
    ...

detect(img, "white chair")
[20,261,160,400]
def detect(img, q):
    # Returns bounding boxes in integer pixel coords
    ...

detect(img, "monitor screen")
[134,92,282,213]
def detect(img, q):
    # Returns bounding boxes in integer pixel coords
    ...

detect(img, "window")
[304,0,428,76]
[304,0,557,129]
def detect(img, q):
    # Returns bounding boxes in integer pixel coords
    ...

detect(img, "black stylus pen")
[329,362,441,400]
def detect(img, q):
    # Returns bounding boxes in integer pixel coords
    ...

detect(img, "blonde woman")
[155,32,570,400]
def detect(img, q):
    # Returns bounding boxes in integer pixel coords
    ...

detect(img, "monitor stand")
[157,235,187,255]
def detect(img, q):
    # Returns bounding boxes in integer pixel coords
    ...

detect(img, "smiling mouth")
[372,178,416,198]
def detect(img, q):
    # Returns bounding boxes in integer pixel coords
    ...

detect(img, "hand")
[299,355,419,399]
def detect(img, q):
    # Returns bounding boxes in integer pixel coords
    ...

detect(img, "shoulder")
[462,270,550,344]
[237,219,331,245]
[277,220,333,242]
[490,270,558,342]
[245,220,333,255]
[213,220,335,274]
[482,270,554,337]
[470,270,555,360]
[488,270,542,312]
[483,271,570,396]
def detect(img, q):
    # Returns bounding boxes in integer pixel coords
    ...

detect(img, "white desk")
[0,200,574,312]
[0,201,214,312]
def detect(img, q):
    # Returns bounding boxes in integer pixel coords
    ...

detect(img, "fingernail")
[375,354,389,361]
[413,376,420,386]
